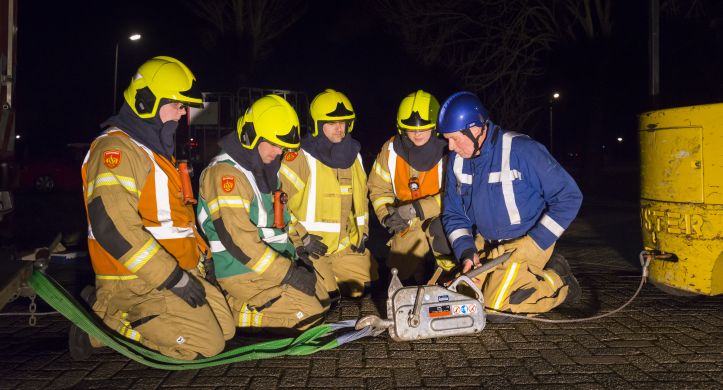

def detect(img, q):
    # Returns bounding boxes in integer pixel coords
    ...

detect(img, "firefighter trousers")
[313,247,379,298]
[219,271,330,334]
[90,269,236,360]
[474,242,569,313]
[387,217,454,284]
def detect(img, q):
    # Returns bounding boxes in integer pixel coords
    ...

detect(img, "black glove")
[282,263,317,296]
[300,233,328,259]
[459,247,476,266]
[295,246,315,272]
[202,255,218,286]
[382,211,408,234]
[350,234,368,253]
[160,267,207,308]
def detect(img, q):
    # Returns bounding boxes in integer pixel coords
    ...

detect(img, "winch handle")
[465,252,512,279]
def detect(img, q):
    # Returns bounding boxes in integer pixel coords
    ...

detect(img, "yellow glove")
[506,235,548,268]
[485,244,509,260]
[435,257,457,272]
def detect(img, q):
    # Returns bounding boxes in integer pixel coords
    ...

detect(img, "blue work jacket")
[442,124,583,261]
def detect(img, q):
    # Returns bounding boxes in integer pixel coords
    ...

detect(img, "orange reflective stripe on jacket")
[387,139,443,202]
[82,130,200,277]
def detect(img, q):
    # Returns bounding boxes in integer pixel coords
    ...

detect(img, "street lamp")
[113,33,142,112]
[549,91,560,155]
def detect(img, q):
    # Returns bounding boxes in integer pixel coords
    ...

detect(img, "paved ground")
[1,200,722,389]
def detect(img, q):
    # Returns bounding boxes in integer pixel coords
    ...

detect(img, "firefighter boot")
[68,285,98,360]
[545,254,581,305]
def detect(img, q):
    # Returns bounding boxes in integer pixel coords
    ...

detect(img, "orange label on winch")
[221,176,235,192]
[103,150,122,169]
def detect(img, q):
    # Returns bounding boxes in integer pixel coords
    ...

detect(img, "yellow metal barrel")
[639,104,723,296]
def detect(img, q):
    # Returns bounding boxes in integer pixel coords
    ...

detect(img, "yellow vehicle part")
[639,103,723,296]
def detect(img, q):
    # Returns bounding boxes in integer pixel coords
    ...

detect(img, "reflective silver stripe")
[261,230,289,244]
[356,215,367,226]
[197,207,209,226]
[303,151,319,226]
[130,139,173,227]
[144,226,195,239]
[500,132,522,225]
[387,142,398,195]
[448,228,472,245]
[209,240,226,252]
[453,155,472,185]
[487,170,522,183]
[540,214,564,237]
[437,158,444,187]
[302,221,341,232]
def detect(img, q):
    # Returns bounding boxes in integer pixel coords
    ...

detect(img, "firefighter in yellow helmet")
[368,90,454,284]
[279,89,379,300]
[197,94,330,332]
[72,56,235,361]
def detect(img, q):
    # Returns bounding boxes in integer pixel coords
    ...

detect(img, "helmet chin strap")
[461,125,484,157]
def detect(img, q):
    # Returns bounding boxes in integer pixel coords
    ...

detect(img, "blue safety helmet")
[437,91,489,134]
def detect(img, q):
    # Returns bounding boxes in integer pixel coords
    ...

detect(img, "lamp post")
[549,91,560,155]
[113,33,142,112]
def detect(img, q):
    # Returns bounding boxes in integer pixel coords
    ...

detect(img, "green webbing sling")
[28,271,371,370]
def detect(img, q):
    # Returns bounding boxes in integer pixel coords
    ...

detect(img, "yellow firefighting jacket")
[279,150,369,254]
[81,129,204,288]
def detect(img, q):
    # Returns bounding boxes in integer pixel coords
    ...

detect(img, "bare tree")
[375,0,563,131]
[187,0,306,83]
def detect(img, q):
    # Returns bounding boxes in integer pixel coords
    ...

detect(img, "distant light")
[15,134,20,139]
[190,138,195,142]
[129,34,142,41]
[617,137,623,142]
[552,92,560,99]
[602,145,606,149]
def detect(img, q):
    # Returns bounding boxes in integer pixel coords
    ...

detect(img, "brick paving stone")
[366,357,416,368]
[638,346,680,363]
[492,349,541,359]
[336,350,363,368]
[541,349,576,365]
[277,368,309,388]
[307,377,364,388]
[74,379,134,389]
[45,370,88,389]
[159,370,198,386]
[415,358,447,377]
[366,376,395,389]
[609,364,654,382]
[247,376,280,388]
[521,357,558,375]
[423,375,484,387]
[536,374,595,384]
[393,368,423,387]
[337,367,392,377]
[131,377,165,390]
[308,358,337,377]
[14,380,53,390]
[86,361,126,379]
[557,364,612,374]
[364,342,388,358]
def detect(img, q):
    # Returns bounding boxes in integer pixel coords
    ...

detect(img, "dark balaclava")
[301,126,361,169]
[218,131,280,193]
[393,131,447,171]
[100,101,179,160]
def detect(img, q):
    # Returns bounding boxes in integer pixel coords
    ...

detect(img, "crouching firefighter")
[74,56,236,360]
[368,90,455,284]
[197,94,330,333]
[438,91,583,316]
[279,89,379,300]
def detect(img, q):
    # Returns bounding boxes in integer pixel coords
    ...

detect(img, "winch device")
[356,253,511,341]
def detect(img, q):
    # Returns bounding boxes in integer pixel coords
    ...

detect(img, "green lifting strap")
[28,271,370,370]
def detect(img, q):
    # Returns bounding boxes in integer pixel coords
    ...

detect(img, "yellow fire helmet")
[123,56,203,119]
[396,90,440,134]
[237,94,300,150]
[309,89,355,136]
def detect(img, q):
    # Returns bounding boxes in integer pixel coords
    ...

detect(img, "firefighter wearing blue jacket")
[438,91,582,315]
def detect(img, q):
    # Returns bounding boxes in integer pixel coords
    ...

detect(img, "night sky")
[14,1,723,163]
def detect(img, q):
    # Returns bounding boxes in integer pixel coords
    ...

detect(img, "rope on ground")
[27,271,374,370]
